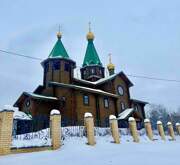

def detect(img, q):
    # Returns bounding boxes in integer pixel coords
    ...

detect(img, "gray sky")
[0,0,180,111]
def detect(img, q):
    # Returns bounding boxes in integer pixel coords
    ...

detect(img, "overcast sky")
[0,0,180,111]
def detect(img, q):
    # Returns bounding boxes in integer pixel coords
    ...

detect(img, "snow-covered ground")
[1,135,180,165]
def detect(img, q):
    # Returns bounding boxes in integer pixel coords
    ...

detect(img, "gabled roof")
[49,82,119,98]
[49,37,69,59]
[14,92,58,107]
[131,99,148,105]
[23,92,58,100]
[82,39,102,67]
[74,71,133,87]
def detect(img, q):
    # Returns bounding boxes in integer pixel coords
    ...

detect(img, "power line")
[127,74,180,83]
[0,49,43,61]
[0,48,180,83]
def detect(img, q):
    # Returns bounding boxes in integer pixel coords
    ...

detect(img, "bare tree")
[147,104,171,130]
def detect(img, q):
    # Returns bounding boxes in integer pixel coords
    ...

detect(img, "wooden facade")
[14,33,148,127]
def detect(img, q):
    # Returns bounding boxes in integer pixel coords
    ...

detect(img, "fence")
[0,109,179,156]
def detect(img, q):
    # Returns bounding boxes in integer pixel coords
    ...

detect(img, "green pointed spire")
[49,33,69,59]
[82,33,102,67]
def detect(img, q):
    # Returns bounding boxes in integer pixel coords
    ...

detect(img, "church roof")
[74,71,133,87]
[118,108,134,120]
[48,35,69,59]
[82,36,102,67]
[131,99,148,105]
[14,92,58,107]
[49,82,119,98]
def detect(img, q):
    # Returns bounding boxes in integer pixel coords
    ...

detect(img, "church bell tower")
[80,23,105,82]
[41,31,76,87]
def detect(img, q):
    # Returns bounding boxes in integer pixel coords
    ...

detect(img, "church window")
[91,68,95,74]
[83,95,89,105]
[135,105,138,111]
[53,61,60,70]
[121,102,126,111]
[99,69,102,74]
[84,70,86,75]
[64,63,70,71]
[104,97,109,108]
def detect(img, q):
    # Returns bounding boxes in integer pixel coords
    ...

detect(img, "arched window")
[91,68,95,74]
[121,102,126,111]
[104,97,109,108]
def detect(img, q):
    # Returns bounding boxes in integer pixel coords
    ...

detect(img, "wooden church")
[14,27,148,128]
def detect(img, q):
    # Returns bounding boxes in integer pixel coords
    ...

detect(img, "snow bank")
[12,128,51,148]
[50,109,60,115]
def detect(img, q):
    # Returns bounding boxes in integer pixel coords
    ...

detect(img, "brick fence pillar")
[144,119,153,140]
[0,109,14,155]
[50,109,61,150]
[128,117,139,143]
[167,122,175,140]
[109,115,120,144]
[157,121,165,140]
[84,112,95,145]
[176,123,180,135]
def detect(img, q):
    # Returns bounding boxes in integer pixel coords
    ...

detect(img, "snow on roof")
[118,108,134,120]
[144,119,150,123]
[1,105,32,120]
[3,105,18,111]
[157,121,162,125]
[50,82,119,98]
[50,109,60,115]
[74,71,133,87]
[24,92,58,100]
[14,110,32,120]
[109,115,116,120]
[84,112,92,118]
[74,73,117,85]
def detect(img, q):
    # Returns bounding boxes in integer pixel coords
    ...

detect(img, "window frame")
[52,60,60,70]
[117,85,124,96]
[91,68,95,74]
[83,94,89,106]
[121,102,126,111]
[104,97,109,108]
[64,63,70,72]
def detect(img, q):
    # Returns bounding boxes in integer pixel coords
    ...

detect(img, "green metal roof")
[49,38,69,59]
[82,40,102,67]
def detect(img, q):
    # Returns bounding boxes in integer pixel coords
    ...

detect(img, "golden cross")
[108,53,112,63]
[88,22,91,32]
[58,25,61,33]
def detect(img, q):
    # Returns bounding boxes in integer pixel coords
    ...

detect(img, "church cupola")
[80,23,105,82]
[42,31,76,86]
[107,53,115,76]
